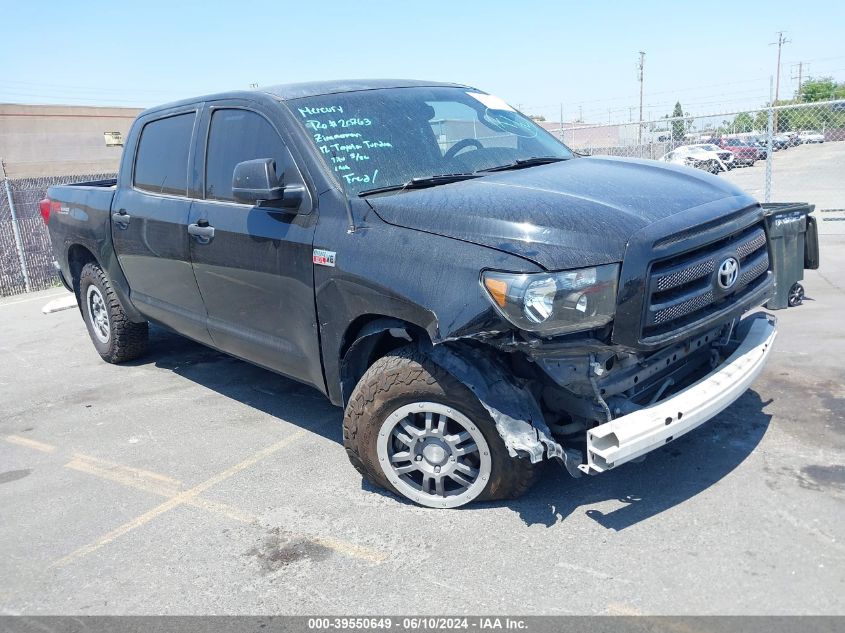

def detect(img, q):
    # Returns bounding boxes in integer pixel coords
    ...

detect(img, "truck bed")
[46,179,119,288]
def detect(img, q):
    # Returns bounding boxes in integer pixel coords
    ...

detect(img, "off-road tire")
[343,346,539,506]
[78,262,148,363]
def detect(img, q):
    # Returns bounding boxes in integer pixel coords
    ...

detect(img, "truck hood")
[366,156,757,270]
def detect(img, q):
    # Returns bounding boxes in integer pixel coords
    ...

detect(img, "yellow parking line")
[11,431,387,566]
[66,455,259,523]
[310,536,389,564]
[5,435,57,453]
[190,497,257,523]
[65,452,385,557]
[65,456,182,497]
[68,453,181,488]
[52,431,307,567]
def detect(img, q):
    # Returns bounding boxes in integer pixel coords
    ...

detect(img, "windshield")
[287,86,574,195]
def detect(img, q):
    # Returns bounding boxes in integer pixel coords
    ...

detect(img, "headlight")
[482,264,619,335]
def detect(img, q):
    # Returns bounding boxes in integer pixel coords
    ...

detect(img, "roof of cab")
[139,79,473,117]
[261,79,471,100]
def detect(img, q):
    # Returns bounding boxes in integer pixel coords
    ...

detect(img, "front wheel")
[343,347,538,508]
[78,262,149,363]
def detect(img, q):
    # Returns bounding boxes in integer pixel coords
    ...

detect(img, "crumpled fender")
[428,344,582,476]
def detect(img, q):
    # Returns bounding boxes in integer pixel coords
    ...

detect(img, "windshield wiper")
[358,173,479,197]
[477,156,570,173]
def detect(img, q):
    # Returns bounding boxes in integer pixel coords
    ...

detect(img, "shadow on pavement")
[129,325,343,445]
[133,325,771,530]
[502,389,772,529]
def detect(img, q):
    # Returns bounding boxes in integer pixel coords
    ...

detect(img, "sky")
[1,0,844,124]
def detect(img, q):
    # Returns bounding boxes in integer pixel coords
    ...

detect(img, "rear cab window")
[133,112,195,196]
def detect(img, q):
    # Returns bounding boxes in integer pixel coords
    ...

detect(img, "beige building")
[0,103,143,178]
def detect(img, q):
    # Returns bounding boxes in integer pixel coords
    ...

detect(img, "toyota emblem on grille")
[717,256,740,290]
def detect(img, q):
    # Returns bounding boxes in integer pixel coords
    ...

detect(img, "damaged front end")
[427,345,583,478]
[428,311,775,479]
[425,202,779,476]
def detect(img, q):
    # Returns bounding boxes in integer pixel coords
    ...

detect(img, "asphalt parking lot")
[723,141,845,235]
[2,184,844,614]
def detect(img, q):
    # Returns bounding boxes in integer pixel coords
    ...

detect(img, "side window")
[134,113,195,196]
[205,109,291,202]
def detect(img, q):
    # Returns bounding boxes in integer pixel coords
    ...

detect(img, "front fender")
[313,194,543,405]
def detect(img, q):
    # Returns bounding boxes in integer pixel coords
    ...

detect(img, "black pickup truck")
[44,79,783,508]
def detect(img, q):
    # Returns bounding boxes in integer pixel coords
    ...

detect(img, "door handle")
[112,210,131,229]
[188,222,215,244]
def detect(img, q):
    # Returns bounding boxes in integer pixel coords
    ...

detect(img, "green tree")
[671,101,685,140]
[732,112,754,133]
[799,77,845,102]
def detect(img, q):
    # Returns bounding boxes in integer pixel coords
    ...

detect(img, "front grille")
[643,222,770,338]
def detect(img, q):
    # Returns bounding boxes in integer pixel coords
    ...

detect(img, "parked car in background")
[691,143,735,169]
[798,130,825,144]
[660,145,726,173]
[717,138,757,166]
[742,135,768,160]
[772,134,791,151]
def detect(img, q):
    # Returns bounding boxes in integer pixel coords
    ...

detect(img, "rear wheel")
[343,346,538,508]
[79,262,148,363]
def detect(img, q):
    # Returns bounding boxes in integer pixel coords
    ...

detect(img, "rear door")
[187,101,322,388]
[112,108,212,344]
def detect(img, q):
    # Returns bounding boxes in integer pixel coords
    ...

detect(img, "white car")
[660,145,729,173]
[690,143,736,168]
[798,130,825,144]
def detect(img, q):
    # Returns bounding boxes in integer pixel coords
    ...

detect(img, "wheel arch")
[66,242,145,323]
[67,244,98,292]
[337,315,432,407]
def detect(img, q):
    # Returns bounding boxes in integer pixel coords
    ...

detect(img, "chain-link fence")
[0,172,115,296]
[546,100,845,209]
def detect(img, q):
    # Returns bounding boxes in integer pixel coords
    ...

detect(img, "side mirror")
[232,159,304,208]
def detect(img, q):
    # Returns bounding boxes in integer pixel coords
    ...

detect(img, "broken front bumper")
[583,313,777,474]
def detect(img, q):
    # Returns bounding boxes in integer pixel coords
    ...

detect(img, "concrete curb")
[42,294,78,314]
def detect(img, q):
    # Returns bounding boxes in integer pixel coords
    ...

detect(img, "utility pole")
[770,32,790,132]
[637,51,645,144]
[559,103,564,141]
[791,62,808,101]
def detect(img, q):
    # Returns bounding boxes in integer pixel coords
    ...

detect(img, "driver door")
[188,102,323,389]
